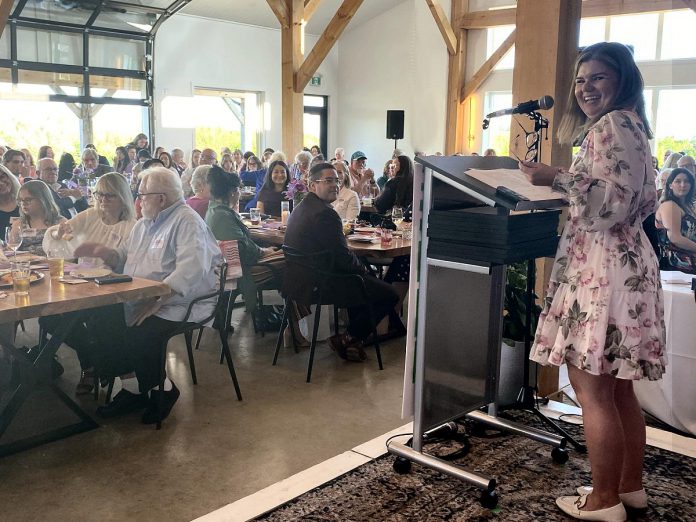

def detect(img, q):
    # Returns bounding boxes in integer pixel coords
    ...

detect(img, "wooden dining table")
[0,274,170,457]
[248,226,412,259]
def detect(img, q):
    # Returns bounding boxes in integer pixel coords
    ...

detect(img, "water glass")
[11,262,31,296]
[281,201,290,225]
[380,227,393,246]
[250,208,261,225]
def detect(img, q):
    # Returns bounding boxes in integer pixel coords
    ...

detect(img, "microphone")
[485,95,554,119]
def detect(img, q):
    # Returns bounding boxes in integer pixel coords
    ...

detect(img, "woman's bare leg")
[613,379,645,493]
[567,365,623,511]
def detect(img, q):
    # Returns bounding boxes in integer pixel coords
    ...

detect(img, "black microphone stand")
[513,110,587,453]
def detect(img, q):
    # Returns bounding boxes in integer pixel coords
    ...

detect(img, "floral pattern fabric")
[530,110,667,380]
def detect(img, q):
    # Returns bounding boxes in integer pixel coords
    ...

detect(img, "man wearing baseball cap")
[349,150,375,195]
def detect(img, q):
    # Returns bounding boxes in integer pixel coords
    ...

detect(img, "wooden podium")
[388,155,568,508]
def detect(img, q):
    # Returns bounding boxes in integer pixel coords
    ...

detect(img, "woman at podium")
[519,42,666,522]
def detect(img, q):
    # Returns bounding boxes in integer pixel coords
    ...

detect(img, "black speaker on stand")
[387,110,405,150]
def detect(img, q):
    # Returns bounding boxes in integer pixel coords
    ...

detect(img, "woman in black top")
[374,155,414,214]
[256,160,292,217]
[0,165,20,234]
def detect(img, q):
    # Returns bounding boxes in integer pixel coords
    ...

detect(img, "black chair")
[272,246,383,383]
[153,262,242,429]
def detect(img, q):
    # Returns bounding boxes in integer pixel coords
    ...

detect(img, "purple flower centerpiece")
[284,178,308,206]
[70,166,96,196]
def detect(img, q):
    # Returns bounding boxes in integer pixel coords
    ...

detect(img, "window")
[487,25,515,71]
[160,89,264,154]
[304,95,327,157]
[579,17,606,48]
[654,88,696,160]
[608,13,659,61]
[661,10,696,60]
[482,92,512,156]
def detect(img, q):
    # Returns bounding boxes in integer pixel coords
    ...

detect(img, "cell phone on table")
[94,274,133,285]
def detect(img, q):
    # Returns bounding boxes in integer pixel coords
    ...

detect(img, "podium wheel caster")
[393,456,411,474]
[552,447,569,464]
[480,489,499,509]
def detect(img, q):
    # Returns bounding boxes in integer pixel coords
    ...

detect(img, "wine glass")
[5,226,22,260]
[391,207,404,227]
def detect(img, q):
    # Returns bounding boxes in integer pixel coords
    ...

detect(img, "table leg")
[0,314,99,457]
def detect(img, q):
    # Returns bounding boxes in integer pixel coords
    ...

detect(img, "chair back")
[219,240,243,282]
[281,246,335,304]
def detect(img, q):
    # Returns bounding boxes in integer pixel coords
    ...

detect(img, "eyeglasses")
[18,197,36,205]
[314,178,340,185]
[136,192,165,199]
[93,192,119,201]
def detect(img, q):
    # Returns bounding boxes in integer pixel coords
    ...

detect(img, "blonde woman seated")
[331,159,360,221]
[14,180,66,256]
[42,173,137,393]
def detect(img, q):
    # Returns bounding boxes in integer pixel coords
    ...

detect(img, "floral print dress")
[530,110,667,380]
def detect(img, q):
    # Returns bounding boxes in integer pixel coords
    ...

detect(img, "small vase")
[293,192,307,207]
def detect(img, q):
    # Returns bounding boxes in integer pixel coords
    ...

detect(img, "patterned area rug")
[257,412,696,521]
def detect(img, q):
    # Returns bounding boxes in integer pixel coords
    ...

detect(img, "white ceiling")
[180,0,407,35]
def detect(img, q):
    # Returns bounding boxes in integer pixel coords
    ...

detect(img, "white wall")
[336,0,451,167]
[153,15,339,157]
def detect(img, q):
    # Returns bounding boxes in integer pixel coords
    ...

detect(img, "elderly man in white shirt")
[74,167,223,424]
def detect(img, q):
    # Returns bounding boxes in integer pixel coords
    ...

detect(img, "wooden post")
[280,0,305,156]
[444,0,467,155]
[0,0,12,40]
[509,0,581,397]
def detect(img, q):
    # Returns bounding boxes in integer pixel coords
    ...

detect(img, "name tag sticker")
[151,236,165,249]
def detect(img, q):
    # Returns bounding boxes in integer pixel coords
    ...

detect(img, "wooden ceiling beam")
[459,0,694,29]
[295,0,363,92]
[267,0,290,28]
[304,0,323,22]
[0,0,12,40]
[425,0,457,56]
[460,29,515,102]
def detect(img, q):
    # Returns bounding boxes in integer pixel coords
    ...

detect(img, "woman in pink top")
[185,165,211,219]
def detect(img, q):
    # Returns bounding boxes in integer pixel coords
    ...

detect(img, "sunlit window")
[482,92,512,156]
[661,9,696,60]
[655,88,696,160]
[488,25,515,70]
[609,13,659,61]
[579,17,606,48]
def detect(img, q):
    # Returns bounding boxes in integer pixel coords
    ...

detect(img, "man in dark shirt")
[37,158,89,219]
[284,162,398,361]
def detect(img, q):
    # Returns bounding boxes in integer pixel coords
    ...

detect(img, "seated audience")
[42,173,137,394]
[376,159,393,190]
[73,167,222,423]
[262,148,274,167]
[124,145,137,176]
[58,152,76,182]
[85,144,110,167]
[240,155,266,211]
[158,151,177,174]
[220,153,235,173]
[0,165,20,233]
[310,145,322,158]
[334,147,347,164]
[256,160,292,217]
[348,151,375,195]
[37,157,89,220]
[132,133,149,152]
[171,148,186,176]
[20,148,36,179]
[655,167,696,273]
[331,160,360,221]
[292,150,312,182]
[283,163,398,362]
[114,146,129,174]
[657,151,684,192]
[374,155,414,214]
[677,155,695,175]
[77,148,112,178]
[14,180,66,256]
[38,145,54,160]
[232,148,245,173]
[3,149,25,178]
[186,165,211,219]
[484,148,497,156]
[181,148,215,198]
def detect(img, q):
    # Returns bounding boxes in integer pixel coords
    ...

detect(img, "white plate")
[347,235,378,243]
[70,268,112,279]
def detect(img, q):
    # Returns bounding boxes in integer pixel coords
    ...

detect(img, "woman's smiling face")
[574,59,618,120]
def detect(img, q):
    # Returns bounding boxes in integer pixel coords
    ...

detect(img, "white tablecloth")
[634,275,696,435]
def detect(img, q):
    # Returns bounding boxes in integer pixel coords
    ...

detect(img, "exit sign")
[310,76,321,86]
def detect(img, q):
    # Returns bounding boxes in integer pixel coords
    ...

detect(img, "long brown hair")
[557,42,652,145]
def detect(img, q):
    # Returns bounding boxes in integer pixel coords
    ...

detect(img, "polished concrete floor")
[0,310,408,521]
